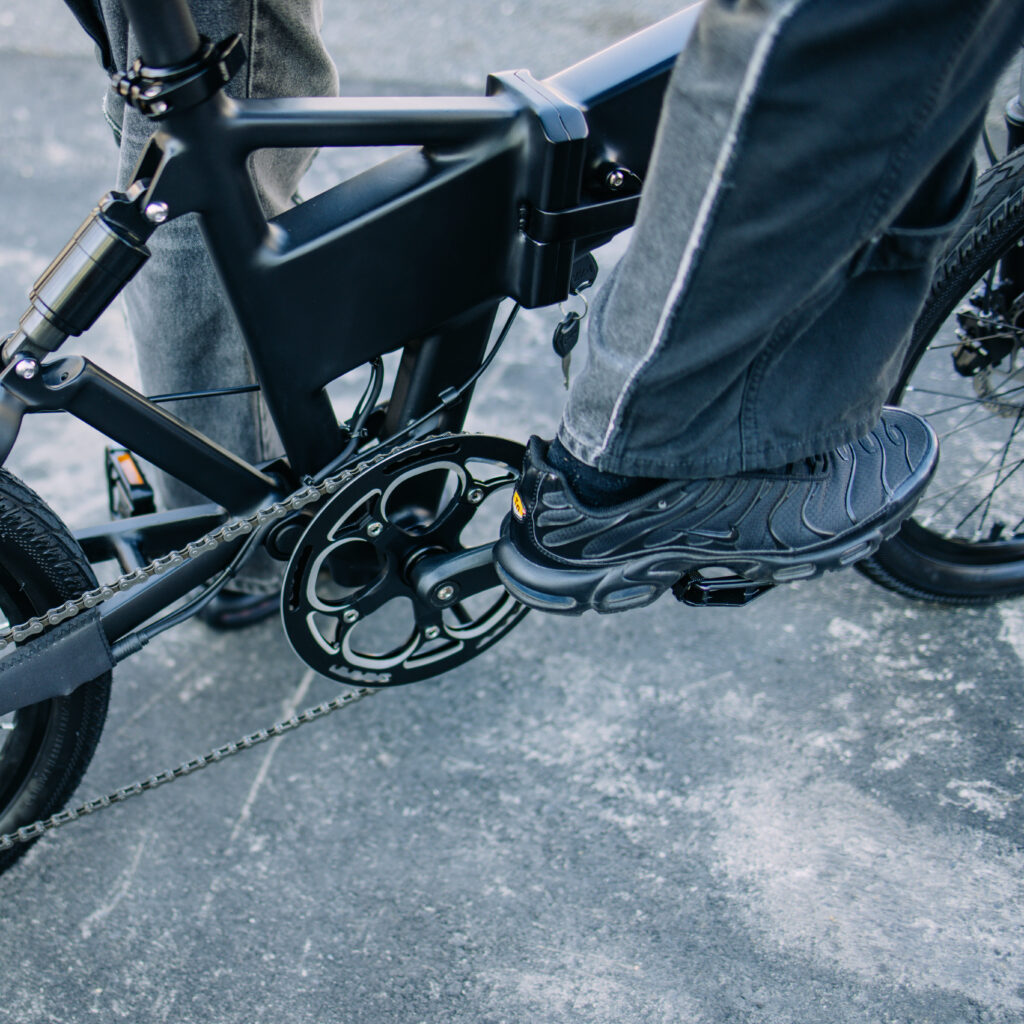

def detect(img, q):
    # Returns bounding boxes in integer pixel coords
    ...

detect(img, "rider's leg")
[497,0,1024,613]
[98,0,338,623]
[563,0,1024,479]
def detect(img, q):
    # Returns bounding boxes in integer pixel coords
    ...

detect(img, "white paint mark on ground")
[826,617,873,646]
[870,694,961,773]
[701,767,1024,1012]
[0,246,40,271]
[998,600,1024,664]
[198,669,317,923]
[177,671,217,704]
[227,668,316,845]
[79,831,150,939]
[480,947,705,1024]
[944,778,1021,821]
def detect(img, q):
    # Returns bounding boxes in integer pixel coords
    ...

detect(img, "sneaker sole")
[495,454,936,616]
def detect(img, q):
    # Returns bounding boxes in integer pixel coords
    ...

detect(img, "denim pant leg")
[562,0,1024,480]
[98,0,338,590]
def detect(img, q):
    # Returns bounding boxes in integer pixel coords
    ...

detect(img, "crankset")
[281,434,528,686]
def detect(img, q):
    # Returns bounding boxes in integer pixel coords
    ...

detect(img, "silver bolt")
[144,201,169,224]
[605,168,626,190]
[14,358,38,381]
[342,609,359,624]
[467,488,484,504]
[366,521,383,538]
[149,100,169,116]
[424,625,440,640]
[434,583,456,604]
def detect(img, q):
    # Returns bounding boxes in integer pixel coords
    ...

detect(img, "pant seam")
[595,0,809,462]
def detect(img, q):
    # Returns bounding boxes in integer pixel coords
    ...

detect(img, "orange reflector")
[116,452,145,487]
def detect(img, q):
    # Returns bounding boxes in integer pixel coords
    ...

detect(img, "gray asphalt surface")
[1,3,1023,1023]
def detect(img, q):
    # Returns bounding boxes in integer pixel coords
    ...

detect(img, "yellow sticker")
[512,490,526,521]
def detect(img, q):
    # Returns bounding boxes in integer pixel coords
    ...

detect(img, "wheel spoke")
[919,455,1024,522]
[952,455,1024,534]
[937,408,1018,442]
[906,382,1024,415]
[973,407,1024,535]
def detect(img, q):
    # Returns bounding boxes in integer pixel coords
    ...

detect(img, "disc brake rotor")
[282,434,528,686]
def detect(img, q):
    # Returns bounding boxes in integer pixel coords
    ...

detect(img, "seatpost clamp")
[113,34,246,120]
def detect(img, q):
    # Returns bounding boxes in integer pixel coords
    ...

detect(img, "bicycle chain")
[0,435,459,852]
[0,438,434,650]
[0,685,377,851]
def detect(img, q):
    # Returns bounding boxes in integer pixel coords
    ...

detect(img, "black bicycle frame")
[0,1,702,711]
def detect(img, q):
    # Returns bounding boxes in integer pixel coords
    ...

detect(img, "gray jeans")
[563,0,1024,478]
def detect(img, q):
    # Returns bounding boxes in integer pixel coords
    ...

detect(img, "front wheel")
[861,146,1024,602]
[0,469,110,875]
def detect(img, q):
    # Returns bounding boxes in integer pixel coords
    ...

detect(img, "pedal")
[671,570,775,607]
[105,447,155,519]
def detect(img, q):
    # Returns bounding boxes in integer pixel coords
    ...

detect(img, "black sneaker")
[494,407,938,615]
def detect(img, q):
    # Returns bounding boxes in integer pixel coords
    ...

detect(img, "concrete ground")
[0,3,1022,1023]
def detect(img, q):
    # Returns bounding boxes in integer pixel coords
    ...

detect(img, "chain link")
[0,435,460,851]
[0,686,377,851]
[0,437,435,650]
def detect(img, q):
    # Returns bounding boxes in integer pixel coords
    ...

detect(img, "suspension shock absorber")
[1,183,154,365]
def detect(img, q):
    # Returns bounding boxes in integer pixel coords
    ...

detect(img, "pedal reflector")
[105,447,155,519]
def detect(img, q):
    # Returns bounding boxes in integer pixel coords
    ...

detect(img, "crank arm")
[408,544,499,608]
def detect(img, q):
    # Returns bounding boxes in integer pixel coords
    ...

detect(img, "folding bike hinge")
[671,570,776,608]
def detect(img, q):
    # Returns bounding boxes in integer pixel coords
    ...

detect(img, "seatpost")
[118,0,203,66]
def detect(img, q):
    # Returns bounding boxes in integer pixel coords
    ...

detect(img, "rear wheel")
[862,147,1024,601]
[0,469,110,874]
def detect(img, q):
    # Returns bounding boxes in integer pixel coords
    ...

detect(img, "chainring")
[281,434,528,686]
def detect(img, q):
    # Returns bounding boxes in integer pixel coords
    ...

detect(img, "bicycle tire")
[0,468,110,875]
[861,145,1024,602]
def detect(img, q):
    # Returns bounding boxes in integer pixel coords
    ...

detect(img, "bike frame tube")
[109,5,700,478]
[0,5,700,669]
